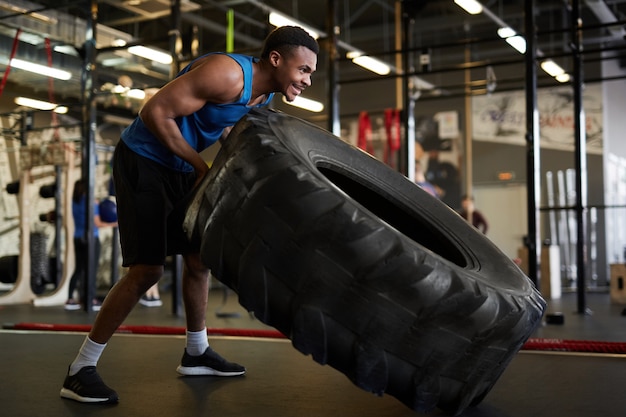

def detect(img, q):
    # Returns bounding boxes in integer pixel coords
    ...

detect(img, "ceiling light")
[268,11,320,39]
[454,0,483,15]
[53,45,79,56]
[101,57,128,67]
[496,27,527,54]
[497,27,516,39]
[127,45,173,65]
[555,73,571,83]
[504,35,527,54]
[541,60,570,83]
[540,60,566,77]
[103,114,134,126]
[0,2,57,24]
[111,84,127,94]
[282,96,324,112]
[351,54,391,76]
[15,97,67,113]
[10,58,72,80]
[126,89,146,100]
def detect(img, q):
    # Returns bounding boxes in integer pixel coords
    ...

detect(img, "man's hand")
[193,162,210,190]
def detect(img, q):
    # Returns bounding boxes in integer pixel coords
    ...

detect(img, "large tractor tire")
[184,108,545,415]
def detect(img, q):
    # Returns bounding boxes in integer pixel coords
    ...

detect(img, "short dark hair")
[261,26,319,59]
[73,178,86,203]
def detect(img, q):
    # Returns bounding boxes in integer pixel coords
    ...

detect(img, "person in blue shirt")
[61,25,318,404]
[414,160,440,198]
[64,179,117,311]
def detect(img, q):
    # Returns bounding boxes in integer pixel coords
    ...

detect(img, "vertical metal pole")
[169,0,182,79]
[81,0,98,312]
[170,0,184,316]
[173,255,184,317]
[394,1,403,112]
[464,46,473,202]
[401,2,415,178]
[226,8,234,53]
[327,0,340,136]
[53,166,63,287]
[110,227,120,286]
[19,111,32,146]
[571,0,588,314]
[525,0,541,288]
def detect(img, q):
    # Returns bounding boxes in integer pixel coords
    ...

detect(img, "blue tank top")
[120,53,274,172]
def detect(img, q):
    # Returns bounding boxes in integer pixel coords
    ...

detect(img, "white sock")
[186,328,209,356]
[68,337,107,375]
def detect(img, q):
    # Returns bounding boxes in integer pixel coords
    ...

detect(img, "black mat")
[1,330,625,417]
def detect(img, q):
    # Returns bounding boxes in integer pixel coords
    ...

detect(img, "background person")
[65,179,117,311]
[139,283,162,307]
[414,160,440,198]
[458,194,489,234]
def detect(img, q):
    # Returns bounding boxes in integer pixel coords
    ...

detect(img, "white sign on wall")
[472,83,603,154]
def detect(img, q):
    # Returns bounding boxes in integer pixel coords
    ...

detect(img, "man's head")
[461,194,474,211]
[261,26,319,102]
[261,26,319,59]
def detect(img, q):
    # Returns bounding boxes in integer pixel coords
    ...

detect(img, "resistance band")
[45,37,60,138]
[0,28,22,100]
[6,322,286,339]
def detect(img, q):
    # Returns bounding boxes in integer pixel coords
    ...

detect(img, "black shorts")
[113,140,199,266]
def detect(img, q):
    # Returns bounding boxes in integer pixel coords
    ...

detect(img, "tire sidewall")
[263,109,534,296]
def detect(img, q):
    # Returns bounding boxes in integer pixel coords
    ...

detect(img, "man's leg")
[89,264,163,343]
[181,253,210,332]
[60,264,163,403]
[176,252,246,377]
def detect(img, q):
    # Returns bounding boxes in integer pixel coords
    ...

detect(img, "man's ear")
[269,50,281,68]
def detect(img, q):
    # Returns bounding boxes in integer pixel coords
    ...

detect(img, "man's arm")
[139,54,244,183]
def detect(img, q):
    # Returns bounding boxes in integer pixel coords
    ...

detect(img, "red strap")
[357,111,374,154]
[0,28,22,99]
[384,108,401,166]
[386,108,401,151]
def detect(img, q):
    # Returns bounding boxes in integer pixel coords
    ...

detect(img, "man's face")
[274,46,317,102]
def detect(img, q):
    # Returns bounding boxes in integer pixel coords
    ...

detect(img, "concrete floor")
[2,330,626,417]
[2,284,626,416]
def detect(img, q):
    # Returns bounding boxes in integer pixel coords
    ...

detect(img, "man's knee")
[126,264,164,291]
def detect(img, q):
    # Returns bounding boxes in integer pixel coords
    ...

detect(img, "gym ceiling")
[0,0,624,122]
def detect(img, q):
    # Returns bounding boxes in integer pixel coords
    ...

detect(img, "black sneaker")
[176,347,246,377]
[64,299,80,311]
[60,366,119,404]
[139,295,163,307]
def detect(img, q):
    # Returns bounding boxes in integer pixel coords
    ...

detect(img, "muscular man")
[60,26,318,404]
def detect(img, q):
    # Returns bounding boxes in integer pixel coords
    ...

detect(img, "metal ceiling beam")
[585,0,626,38]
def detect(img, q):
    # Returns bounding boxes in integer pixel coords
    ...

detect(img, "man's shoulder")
[199,52,253,65]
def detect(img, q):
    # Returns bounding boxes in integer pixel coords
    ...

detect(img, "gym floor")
[1,286,626,417]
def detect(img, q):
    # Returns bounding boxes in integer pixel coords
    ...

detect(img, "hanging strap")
[357,111,374,155]
[0,28,22,100]
[45,37,60,139]
[384,108,401,167]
